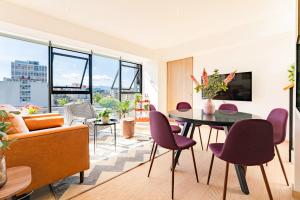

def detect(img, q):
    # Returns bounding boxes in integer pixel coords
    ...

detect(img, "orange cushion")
[22,113,61,119]
[24,116,64,131]
[0,104,29,134]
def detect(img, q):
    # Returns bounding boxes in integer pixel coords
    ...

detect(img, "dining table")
[168,108,260,195]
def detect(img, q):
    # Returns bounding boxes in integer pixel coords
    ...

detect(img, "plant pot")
[101,116,110,124]
[121,118,135,139]
[0,155,7,188]
[203,99,215,115]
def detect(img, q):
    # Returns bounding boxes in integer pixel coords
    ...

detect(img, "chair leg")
[149,141,155,161]
[207,154,215,185]
[223,162,229,200]
[148,144,158,177]
[172,150,175,199]
[206,128,213,151]
[198,126,204,150]
[80,171,84,183]
[275,145,289,186]
[190,147,199,183]
[216,130,219,142]
[260,165,273,200]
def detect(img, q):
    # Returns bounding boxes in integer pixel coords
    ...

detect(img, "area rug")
[49,123,168,200]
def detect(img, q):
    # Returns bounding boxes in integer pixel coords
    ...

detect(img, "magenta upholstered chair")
[176,102,204,150]
[148,104,181,161]
[148,111,199,199]
[207,119,275,200]
[206,103,238,150]
[267,108,289,186]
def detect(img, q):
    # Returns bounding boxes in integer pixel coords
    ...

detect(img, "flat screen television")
[202,72,252,101]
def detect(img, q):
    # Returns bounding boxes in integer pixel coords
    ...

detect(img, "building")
[11,60,47,82]
[0,60,48,107]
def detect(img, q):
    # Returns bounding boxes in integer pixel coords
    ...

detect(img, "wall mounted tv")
[202,71,252,101]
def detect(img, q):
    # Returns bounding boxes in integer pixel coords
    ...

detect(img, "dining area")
[147,101,290,200]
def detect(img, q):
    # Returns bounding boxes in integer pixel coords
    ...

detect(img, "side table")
[94,119,118,153]
[0,166,31,200]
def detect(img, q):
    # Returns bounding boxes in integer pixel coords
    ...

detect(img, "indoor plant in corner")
[0,110,18,188]
[191,68,236,114]
[117,100,134,138]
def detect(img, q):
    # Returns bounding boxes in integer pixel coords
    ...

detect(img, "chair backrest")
[65,102,96,119]
[149,111,179,150]
[176,102,192,110]
[219,103,238,112]
[267,108,288,145]
[219,119,274,166]
[149,104,157,111]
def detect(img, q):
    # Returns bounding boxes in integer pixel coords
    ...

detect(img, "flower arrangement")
[23,104,40,114]
[191,69,236,99]
[191,68,236,114]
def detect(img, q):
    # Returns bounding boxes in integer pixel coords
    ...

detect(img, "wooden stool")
[121,118,135,138]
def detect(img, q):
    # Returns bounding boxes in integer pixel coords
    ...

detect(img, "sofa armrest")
[6,124,90,194]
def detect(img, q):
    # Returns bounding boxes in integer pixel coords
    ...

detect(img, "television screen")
[202,72,252,101]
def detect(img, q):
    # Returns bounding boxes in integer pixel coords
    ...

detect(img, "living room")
[0,0,299,200]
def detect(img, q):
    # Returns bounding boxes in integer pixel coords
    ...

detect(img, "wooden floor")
[73,126,295,200]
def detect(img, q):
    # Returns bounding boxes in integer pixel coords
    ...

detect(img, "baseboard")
[293,190,300,199]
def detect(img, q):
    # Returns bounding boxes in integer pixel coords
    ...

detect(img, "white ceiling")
[4,0,293,50]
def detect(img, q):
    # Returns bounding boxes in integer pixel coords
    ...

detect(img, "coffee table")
[0,166,31,200]
[94,119,118,153]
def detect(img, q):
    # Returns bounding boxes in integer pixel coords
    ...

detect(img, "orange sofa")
[6,113,90,195]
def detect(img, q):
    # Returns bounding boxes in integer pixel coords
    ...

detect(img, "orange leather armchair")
[6,113,90,195]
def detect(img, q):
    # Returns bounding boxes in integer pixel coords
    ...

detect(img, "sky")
[0,36,135,88]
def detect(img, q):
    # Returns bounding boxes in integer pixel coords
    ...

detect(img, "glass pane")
[92,55,120,110]
[52,54,89,90]
[51,94,90,114]
[0,36,48,112]
[121,67,141,92]
[53,48,89,58]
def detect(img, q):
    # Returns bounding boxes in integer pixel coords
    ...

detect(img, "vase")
[101,116,110,124]
[0,155,7,188]
[203,99,215,115]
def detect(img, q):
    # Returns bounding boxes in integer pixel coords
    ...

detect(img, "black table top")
[168,109,260,126]
[94,118,119,125]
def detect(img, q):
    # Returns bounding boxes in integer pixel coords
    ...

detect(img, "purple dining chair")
[207,119,275,200]
[148,111,199,199]
[148,104,181,161]
[267,108,289,186]
[176,102,204,150]
[206,103,238,151]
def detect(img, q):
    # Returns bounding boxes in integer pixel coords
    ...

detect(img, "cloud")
[93,75,113,86]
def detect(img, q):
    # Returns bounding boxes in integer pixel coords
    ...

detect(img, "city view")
[0,36,141,111]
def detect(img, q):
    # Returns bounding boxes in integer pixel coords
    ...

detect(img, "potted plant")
[117,100,134,138]
[0,110,18,188]
[134,93,142,109]
[98,108,111,124]
[191,68,236,114]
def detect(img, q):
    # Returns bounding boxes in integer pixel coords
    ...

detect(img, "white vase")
[203,99,215,115]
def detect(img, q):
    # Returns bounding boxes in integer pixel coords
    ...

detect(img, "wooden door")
[167,57,193,111]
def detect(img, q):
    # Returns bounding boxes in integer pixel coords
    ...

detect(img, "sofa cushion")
[0,104,29,134]
[24,116,64,131]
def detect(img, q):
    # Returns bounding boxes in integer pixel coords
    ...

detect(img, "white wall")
[191,32,294,119]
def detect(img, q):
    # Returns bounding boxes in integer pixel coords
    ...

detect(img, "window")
[49,47,92,112]
[0,36,48,112]
[120,61,142,101]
